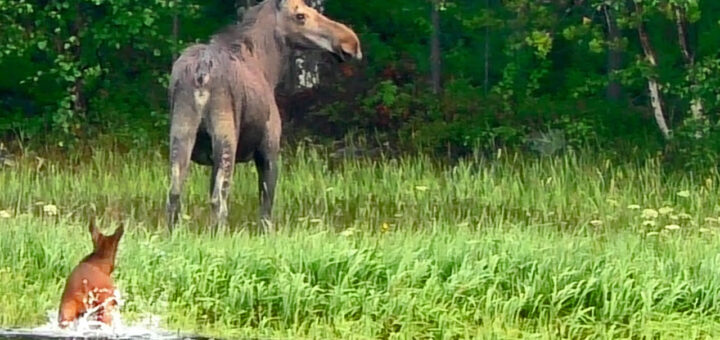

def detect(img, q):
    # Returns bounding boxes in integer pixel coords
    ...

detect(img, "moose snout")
[340,40,362,61]
[334,29,362,61]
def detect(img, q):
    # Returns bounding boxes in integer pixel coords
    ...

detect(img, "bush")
[664,118,720,173]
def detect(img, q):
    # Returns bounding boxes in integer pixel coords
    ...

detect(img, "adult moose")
[167,0,362,232]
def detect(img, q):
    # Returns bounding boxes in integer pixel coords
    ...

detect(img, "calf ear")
[112,223,125,243]
[89,216,101,246]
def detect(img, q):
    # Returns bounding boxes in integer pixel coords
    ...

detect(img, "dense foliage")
[1,0,719,169]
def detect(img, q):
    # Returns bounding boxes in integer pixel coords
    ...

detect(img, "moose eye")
[295,13,306,22]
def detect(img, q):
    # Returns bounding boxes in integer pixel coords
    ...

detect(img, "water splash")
[0,289,204,339]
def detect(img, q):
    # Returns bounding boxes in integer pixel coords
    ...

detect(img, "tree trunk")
[282,0,323,90]
[292,0,323,89]
[603,5,622,102]
[430,0,442,94]
[636,2,670,140]
[484,0,490,95]
[72,2,86,118]
[674,5,703,120]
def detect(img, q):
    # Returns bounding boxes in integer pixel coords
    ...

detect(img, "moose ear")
[89,216,101,245]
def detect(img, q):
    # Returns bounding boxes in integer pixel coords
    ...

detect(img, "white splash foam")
[2,289,192,339]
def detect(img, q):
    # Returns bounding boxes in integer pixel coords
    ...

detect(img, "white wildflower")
[677,190,691,198]
[42,204,58,216]
[658,207,674,215]
[642,209,659,219]
[664,224,681,231]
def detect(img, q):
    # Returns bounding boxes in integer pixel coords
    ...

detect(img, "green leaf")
[589,38,604,54]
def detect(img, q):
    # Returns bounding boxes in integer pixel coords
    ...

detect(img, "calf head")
[87,218,124,274]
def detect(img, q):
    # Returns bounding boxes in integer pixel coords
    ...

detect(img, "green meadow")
[1,146,720,339]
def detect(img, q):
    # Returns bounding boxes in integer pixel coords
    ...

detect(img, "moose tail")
[194,49,214,88]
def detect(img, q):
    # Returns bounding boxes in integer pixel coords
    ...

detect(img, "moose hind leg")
[167,102,201,231]
[254,150,278,233]
[209,115,237,230]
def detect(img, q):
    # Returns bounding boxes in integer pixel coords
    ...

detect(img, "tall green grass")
[1,147,720,338]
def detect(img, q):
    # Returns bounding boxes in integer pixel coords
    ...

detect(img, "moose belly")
[191,128,263,165]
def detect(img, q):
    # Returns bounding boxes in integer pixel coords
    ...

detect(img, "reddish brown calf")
[58,218,124,328]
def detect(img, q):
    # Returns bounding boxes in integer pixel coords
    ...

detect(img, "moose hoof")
[260,218,274,234]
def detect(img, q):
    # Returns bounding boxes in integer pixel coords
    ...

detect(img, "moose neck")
[241,4,289,87]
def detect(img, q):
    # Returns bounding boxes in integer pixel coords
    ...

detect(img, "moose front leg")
[254,150,277,233]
